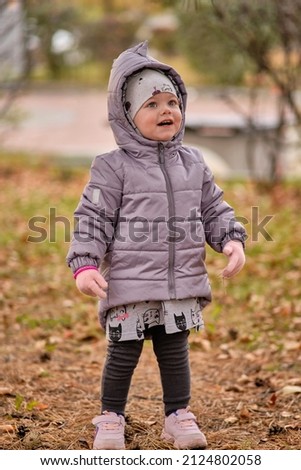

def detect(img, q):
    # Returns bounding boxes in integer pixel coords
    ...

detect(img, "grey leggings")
[101,325,191,416]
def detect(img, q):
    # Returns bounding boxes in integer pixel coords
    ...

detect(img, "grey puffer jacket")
[66,41,246,327]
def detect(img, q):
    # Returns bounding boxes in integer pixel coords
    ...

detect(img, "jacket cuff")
[73,265,98,279]
[69,256,99,274]
[221,231,246,250]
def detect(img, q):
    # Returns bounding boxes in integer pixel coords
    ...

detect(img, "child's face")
[133,92,182,141]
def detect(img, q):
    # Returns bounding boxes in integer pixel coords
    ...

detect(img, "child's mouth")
[158,120,173,126]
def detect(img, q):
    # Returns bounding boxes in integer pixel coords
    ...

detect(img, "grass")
[1,150,301,353]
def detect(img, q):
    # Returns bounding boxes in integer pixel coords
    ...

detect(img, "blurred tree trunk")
[0,0,29,134]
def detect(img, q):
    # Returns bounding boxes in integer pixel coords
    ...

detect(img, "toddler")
[67,41,246,450]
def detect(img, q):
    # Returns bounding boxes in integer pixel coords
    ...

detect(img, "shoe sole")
[161,431,207,450]
[93,443,125,450]
[93,438,125,450]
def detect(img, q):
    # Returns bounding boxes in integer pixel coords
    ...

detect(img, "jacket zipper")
[158,143,176,299]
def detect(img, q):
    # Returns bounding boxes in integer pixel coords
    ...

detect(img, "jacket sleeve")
[201,159,247,253]
[66,155,123,273]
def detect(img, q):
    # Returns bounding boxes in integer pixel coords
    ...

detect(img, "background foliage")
[1,0,301,449]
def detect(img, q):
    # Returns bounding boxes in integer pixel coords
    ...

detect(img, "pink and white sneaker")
[92,411,125,450]
[161,407,207,449]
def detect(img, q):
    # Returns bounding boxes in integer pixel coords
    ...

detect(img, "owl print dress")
[105,298,204,342]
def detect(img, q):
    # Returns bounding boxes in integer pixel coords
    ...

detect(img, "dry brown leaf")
[239,407,251,419]
[282,341,301,351]
[0,425,14,434]
[224,416,239,424]
[281,411,292,418]
[287,378,301,385]
[34,403,49,411]
[276,385,301,396]
[225,384,244,393]
[0,387,14,396]
[268,393,277,406]
[190,337,211,351]
[237,374,251,384]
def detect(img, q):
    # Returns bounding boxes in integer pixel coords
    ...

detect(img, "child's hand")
[222,240,245,278]
[75,269,108,299]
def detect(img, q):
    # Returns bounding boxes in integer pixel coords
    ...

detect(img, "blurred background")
[1,1,301,451]
[1,0,301,180]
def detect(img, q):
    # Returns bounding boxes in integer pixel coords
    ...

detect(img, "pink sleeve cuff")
[73,265,98,279]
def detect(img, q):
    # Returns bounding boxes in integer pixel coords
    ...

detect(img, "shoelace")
[100,421,121,431]
[179,418,196,428]
[175,408,198,429]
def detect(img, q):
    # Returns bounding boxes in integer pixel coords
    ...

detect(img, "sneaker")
[92,411,125,450]
[161,407,207,449]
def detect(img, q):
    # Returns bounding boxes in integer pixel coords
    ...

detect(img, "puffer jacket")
[66,41,246,326]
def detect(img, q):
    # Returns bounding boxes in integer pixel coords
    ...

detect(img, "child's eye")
[146,101,157,108]
[169,99,179,107]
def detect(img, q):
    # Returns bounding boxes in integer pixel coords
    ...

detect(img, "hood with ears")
[107,41,187,153]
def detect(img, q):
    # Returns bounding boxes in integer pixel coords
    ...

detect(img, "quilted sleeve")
[201,162,247,253]
[66,155,123,272]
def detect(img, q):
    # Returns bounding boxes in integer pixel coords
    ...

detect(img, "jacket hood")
[107,41,187,154]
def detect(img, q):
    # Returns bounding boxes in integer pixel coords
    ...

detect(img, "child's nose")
[161,104,171,114]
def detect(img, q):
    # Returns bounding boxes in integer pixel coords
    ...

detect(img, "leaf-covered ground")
[0,153,301,450]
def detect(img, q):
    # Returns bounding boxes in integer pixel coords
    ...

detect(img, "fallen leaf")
[62,299,74,308]
[78,438,90,449]
[199,338,212,352]
[281,411,292,418]
[23,431,42,449]
[63,330,74,339]
[268,393,277,406]
[224,416,239,424]
[239,407,251,419]
[190,337,211,351]
[287,378,301,386]
[237,374,251,384]
[0,425,14,434]
[217,353,229,360]
[225,384,244,393]
[34,403,49,411]
[249,404,259,411]
[276,385,301,396]
[0,387,14,396]
[282,341,301,351]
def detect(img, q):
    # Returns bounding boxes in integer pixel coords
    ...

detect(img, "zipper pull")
[158,142,165,164]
